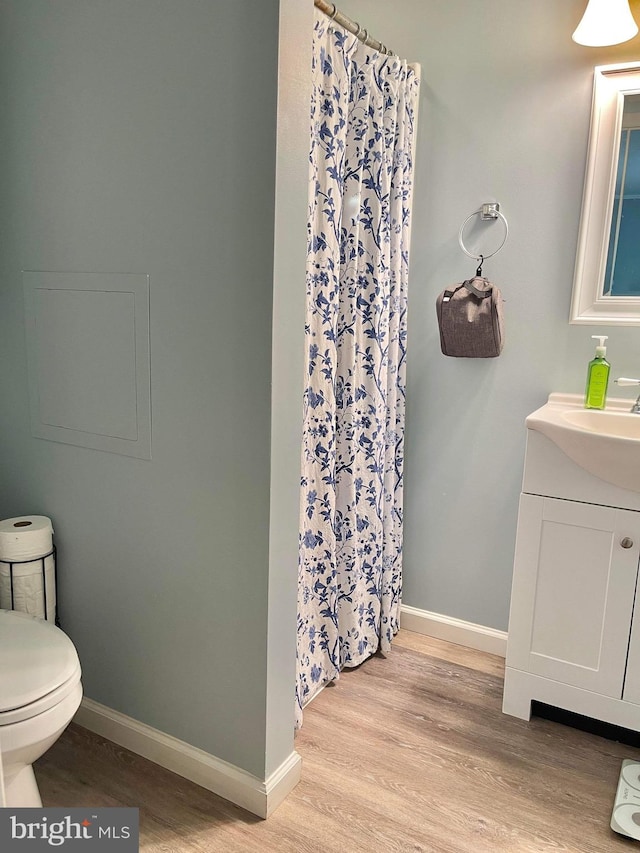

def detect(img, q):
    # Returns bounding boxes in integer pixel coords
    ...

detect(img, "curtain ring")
[354,22,362,38]
[360,28,368,42]
[330,3,339,20]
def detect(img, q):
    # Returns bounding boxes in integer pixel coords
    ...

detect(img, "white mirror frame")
[570,61,640,326]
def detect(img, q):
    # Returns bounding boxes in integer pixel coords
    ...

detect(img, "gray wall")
[266,0,311,777]
[0,0,300,780]
[338,0,640,630]
[2,0,639,791]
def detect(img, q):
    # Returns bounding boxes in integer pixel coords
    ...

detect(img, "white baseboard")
[400,605,507,658]
[74,698,301,819]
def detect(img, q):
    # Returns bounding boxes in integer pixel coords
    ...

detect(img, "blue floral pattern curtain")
[296,10,420,724]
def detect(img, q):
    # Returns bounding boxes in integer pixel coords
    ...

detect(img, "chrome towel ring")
[458,203,509,265]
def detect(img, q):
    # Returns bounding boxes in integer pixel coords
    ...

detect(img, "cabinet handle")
[621,537,634,549]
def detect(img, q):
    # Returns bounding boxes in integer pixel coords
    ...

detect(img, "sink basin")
[526,393,640,493]
[562,408,640,440]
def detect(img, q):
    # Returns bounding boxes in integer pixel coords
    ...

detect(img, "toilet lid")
[0,610,80,712]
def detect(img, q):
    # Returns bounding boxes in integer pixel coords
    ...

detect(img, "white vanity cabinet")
[503,427,640,730]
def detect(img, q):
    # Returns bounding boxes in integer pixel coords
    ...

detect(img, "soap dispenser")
[584,335,610,410]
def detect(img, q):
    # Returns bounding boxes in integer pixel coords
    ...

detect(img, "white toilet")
[0,609,82,807]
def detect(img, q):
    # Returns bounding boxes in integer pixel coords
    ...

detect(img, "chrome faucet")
[614,378,640,413]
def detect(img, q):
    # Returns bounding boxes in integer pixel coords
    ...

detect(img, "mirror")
[571,62,640,326]
[605,94,640,298]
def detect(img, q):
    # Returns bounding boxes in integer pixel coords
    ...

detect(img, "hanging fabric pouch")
[435,276,505,358]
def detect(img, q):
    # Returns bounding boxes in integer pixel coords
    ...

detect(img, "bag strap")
[441,278,493,304]
[440,284,465,304]
[463,278,492,299]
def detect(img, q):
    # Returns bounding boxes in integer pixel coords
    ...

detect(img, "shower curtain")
[296,9,420,724]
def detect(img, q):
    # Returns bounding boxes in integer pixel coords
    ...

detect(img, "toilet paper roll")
[0,555,56,621]
[0,515,55,620]
[0,515,53,561]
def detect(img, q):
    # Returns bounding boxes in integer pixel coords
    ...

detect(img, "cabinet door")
[622,562,640,705]
[506,494,640,698]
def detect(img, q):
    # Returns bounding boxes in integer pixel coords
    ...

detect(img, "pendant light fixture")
[572,0,638,47]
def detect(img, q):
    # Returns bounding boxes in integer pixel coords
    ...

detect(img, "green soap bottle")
[584,335,610,410]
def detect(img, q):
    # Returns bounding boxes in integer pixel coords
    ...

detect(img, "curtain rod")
[314,0,394,56]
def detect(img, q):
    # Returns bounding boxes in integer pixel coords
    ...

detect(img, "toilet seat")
[0,663,82,726]
[0,610,81,724]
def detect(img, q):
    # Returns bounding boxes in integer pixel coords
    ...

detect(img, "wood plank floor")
[35,630,639,852]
